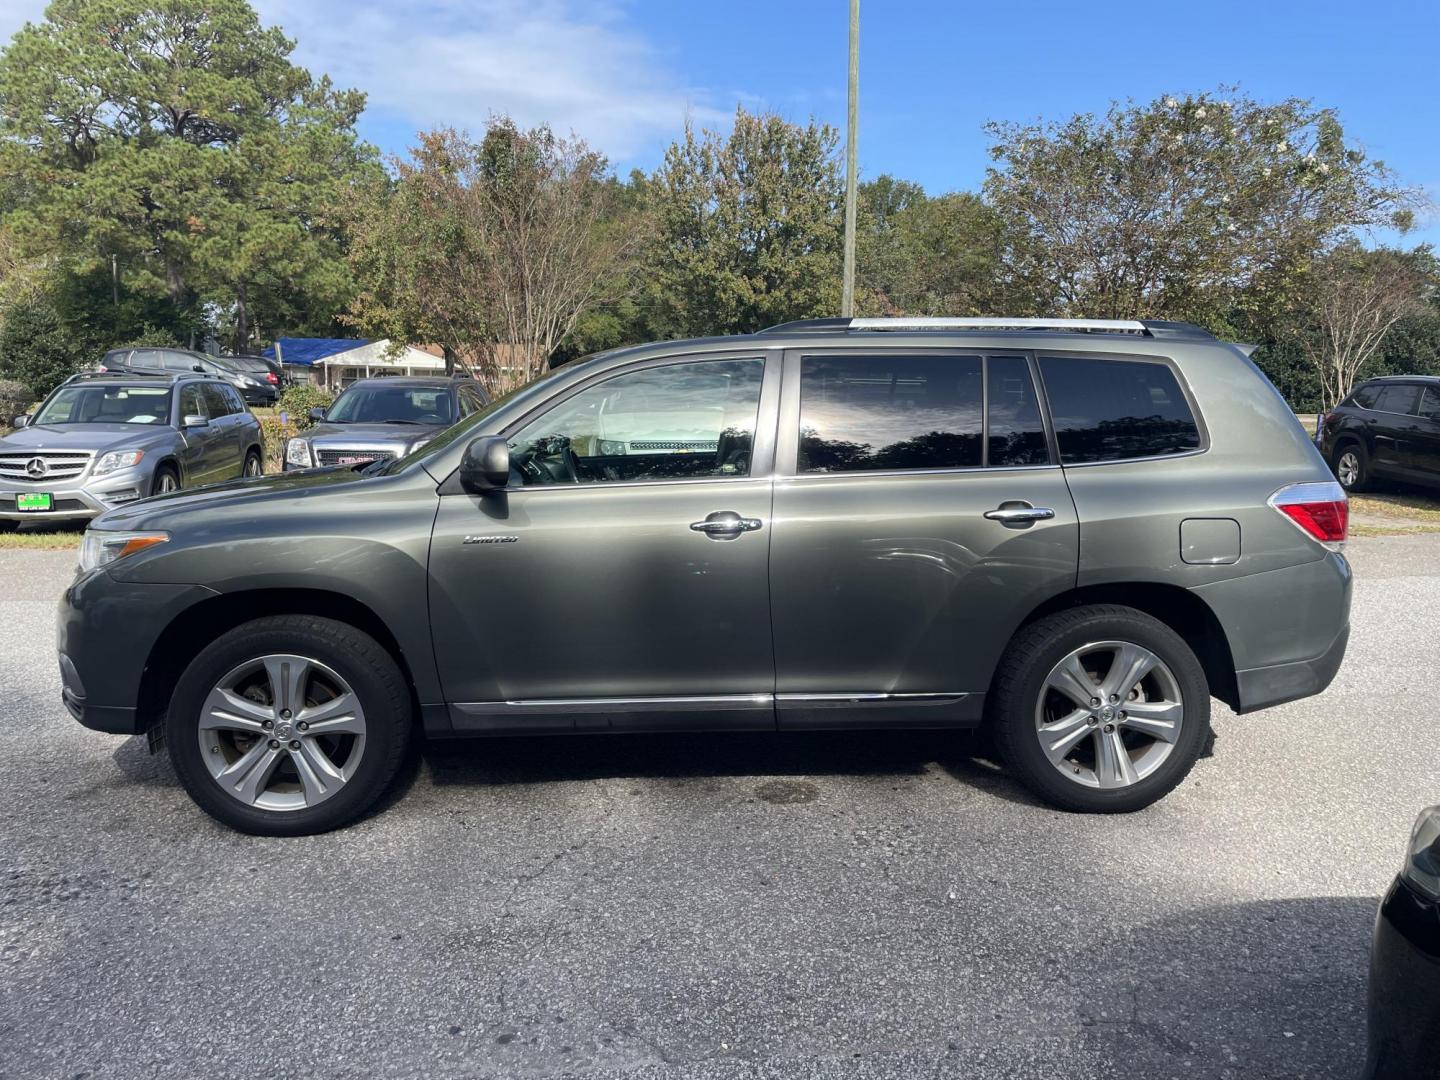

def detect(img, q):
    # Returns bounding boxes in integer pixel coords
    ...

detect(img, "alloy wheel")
[244,455,262,477]
[197,654,367,811]
[156,472,179,494]
[1034,640,1184,790]
[1337,451,1360,488]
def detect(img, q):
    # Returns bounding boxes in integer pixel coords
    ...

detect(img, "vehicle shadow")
[402,727,1048,807]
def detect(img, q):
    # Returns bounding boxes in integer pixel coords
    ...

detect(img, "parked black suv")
[101,347,279,407]
[1317,376,1440,492]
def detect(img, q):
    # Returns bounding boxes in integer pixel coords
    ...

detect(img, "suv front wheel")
[167,615,413,835]
[989,605,1210,813]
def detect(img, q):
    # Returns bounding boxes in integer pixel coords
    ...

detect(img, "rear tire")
[1333,443,1370,493]
[242,449,262,478]
[989,605,1211,813]
[166,616,413,835]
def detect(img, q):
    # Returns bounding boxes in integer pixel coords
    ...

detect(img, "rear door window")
[798,354,984,472]
[1419,387,1440,421]
[987,356,1049,467]
[202,384,233,417]
[1039,356,1201,464]
[1373,384,1421,416]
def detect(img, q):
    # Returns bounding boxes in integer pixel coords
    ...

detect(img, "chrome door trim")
[775,692,970,705]
[455,693,775,715]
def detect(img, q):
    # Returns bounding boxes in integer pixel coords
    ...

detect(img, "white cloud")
[259,0,726,160]
[0,0,728,162]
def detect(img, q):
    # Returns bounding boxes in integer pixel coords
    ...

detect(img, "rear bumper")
[1233,622,1349,713]
[1363,878,1440,1080]
[1191,551,1352,713]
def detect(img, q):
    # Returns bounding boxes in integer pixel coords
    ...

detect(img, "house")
[263,338,445,389]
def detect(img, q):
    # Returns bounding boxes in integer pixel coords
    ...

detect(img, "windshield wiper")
[377,419,425,425]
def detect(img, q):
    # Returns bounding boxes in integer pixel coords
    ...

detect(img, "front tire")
[151,465,180,496]
[166,616,413,835]
[989,605,1210,813]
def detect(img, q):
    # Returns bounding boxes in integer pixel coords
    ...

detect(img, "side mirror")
[459,435,510,493]
[192,364,206,373]
[183,414,209,427]
[308,406,327,422]
[12,414,29,429]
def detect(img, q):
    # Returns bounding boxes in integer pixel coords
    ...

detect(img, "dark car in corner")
[1364,805,1440,1079]
[1317,376,1440,492]
[283,375,489,470]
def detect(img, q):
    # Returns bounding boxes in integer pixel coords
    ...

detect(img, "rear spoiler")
[1230,341,1260,358]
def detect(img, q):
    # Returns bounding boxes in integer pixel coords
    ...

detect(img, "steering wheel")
[560,445,580,483]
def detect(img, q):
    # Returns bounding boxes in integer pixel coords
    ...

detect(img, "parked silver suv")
[1,372,262,528]
[58,318,1351,834]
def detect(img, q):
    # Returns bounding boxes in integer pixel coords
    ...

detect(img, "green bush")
[258,416,298,474]
[0,292,102,400]
[277,384,334,430]
[0,378,32,430]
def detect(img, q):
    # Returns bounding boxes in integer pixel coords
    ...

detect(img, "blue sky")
[2,0,1437,242]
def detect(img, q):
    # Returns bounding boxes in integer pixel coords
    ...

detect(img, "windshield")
[326,385,455,425]
[33,385,172,426]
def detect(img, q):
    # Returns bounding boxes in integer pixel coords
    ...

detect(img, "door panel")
[174,385,212,485]
[769,469,1078,712]
[1368,384,1421,475]
[768,349,1078,727]
[1413,388,1440,481]
[427,352,781,730]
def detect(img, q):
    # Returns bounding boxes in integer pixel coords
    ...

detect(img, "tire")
[1333,442,1369,493]
[166,615,413,835]
[989,604,1211,813]
[151,465,180,496]
[0,519,16,534]
[242,449,263,478]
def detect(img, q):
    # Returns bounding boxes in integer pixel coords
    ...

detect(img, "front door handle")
[690,510,763,539]
[984,503,1056,526]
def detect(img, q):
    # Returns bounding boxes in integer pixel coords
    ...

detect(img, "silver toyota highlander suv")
[58,318,1351,834]
[1,371,263,528]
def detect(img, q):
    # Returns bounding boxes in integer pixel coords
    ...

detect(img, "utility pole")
[840,0,859,317]
[110,254,118,307]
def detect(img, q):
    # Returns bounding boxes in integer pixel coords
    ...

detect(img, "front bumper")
[57,569,218,735]
[0,468,152,522]
[1363,877,1440,1080]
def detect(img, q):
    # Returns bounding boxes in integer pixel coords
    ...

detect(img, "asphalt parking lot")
[1,536,1436,1080]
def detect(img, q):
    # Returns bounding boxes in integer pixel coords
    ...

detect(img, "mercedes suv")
[58,318,1353,834]
[2,372,262,528]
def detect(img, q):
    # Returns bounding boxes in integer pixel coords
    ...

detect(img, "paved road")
[2,537,1436,1080]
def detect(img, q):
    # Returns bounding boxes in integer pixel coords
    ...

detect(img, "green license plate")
[16,492,52,512]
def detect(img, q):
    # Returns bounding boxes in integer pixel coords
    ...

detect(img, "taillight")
[267,372,278,384]
[97,364,109,372]
[1269,481,1348,550]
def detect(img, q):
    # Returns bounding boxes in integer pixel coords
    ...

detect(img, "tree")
[983,90,1417,324]
[347,121,630,392]
[1291,245,1436,406]
[0,288,103,399]
[0,0,377,350]
[855,177,1026,316]
[642,108,843,337]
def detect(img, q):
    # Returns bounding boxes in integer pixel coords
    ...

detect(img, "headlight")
[79,530,169,572]
[285,438,312,467]
[92,449,144,475]
[1403,806,1440,899]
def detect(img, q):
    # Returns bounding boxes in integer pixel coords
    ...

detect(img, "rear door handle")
[984,504,1055,525]
[690,510,763,539]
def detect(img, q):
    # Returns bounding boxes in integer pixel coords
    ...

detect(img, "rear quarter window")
[1346,385,1381,409]
[1040,355,1202,464]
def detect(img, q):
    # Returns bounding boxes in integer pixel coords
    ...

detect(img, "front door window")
[507,358,766,485]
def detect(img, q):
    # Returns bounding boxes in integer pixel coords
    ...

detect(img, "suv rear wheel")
[166,615,413,835]
[1333,443,1370,492]
[989,605,1210,813]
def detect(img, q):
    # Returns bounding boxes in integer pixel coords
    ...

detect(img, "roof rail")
[762,316,1215,340]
